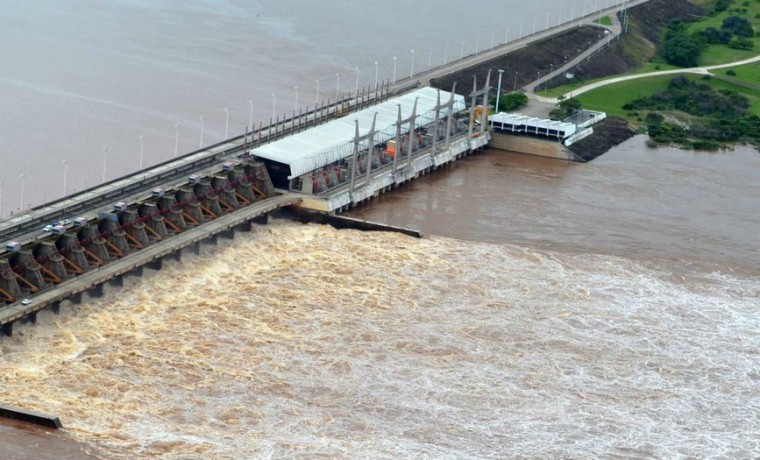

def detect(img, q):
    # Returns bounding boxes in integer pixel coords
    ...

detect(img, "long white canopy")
[250,87,465,179]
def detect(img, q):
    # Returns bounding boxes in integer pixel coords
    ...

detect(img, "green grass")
[594,16,613,26]
[687,1,760,66]
[573,75,680,118]
[574,72,760,123]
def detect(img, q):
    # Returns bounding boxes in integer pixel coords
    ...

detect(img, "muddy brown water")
[2,0,759,458]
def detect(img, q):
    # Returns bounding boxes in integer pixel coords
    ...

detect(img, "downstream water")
[2,1,760,459]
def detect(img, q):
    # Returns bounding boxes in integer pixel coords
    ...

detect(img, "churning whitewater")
[2,221,758,459]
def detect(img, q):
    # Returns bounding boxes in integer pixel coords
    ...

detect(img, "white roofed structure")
[489,112,578,141]
[250,87,465,180]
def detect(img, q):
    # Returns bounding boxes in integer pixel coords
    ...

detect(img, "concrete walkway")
[535,54,760,104]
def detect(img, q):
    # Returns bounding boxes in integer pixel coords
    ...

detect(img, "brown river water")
[2,0,760,458]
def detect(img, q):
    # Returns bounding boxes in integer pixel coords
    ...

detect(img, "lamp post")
[224,107,229,138]
[374,61,379,89]
[174,123,179,158]
[427,51,432,69]
[199,116,204,147]
[546,12,550,30]
[460,41,464,59]
[271,92,276,120]
[513,70,519,90]
[19,174,25,211]
[354,67,359,95]
[315,79,320,104]
[0,181,3,217]
[505,26,509,43]
[444,45,448,64]
[248,100,253,129]
[490,30,495,49]
[62,160,68,196]
[294,86,299,112]
[392,56,397,84]
[495,69,504,113]
[102,147,108,183]
[410,49,415,78]
[335,73,340,98]
[139,135,144,169]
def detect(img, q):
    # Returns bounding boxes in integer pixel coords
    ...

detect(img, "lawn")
[574,72,760,120]
[594,16,613,26]
[686,0,760,66]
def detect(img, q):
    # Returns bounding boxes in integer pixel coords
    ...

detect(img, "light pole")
[546,13,550,30]
[315,79,320,104]
[519,21,524,39]
[475,38,479,53]
[505,26,509,43]
[495,69,504,113]
[335,73,340,98]
[533,17,537,34]
[513,70,519,90]
[444,45,448,64]
[271,92,276,120]
[294,86,299,112]
[410,49,415,78]
[248,100,253,129]
[224,107,229,138]
[354,67,359,95]
[102,147,108,183]
[0,181,3,217]
[460,41,464,59]
[139,135,144,169]
[62,160,68,196]
[490,30,495,49]
[392,56,397,84]
[199,116,204,147]
[19,174,25,211]
[374,61,379,89]
[174,123,179,157]
[427,51,432,69]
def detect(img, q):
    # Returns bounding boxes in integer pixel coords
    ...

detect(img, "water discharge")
[1,221,759,458]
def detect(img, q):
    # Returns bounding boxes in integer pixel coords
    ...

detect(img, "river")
[1,1,759,459]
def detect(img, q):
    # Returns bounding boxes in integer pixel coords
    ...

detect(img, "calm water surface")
[1,1,759,459]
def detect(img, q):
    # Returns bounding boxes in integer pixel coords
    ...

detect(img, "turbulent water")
[1,0,760,458]
[1,220,758,459]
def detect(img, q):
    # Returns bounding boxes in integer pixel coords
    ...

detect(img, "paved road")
[535,54,760,104]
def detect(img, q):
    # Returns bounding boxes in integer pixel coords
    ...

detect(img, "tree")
[663,31,703,67]
[495,92,529,112]
[700,26,732,44]
[728,36,754,49]
[722,15,755,37]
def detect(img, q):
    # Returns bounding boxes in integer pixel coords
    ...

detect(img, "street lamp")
[410,49,415,78]
[444,45,448,64]
[374,61,379,89]
[294,86,299,112]
[199,116,204,147]
[546,12,551,30]
[248,100,253,129]
[102,147,108,183]
[495,69,504,113]
[271,92,276,120]
[315,79,320,104]
[62,160,68,196]
[19,174,25,211]
[224,107,229,138]
[335,73,340,98]
[139,135,144,169]
[460,41,464,59]
[174,123,180,158]
[427,51,432,69]
[392,56,397,84]
[513,70,519,90]
[0,181,3,217]
[354,67,359,95]
[533,17,537,34]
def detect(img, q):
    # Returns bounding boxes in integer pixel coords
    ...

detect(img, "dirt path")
[534,54,760,104]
